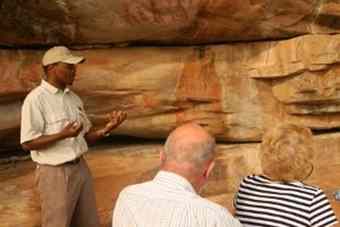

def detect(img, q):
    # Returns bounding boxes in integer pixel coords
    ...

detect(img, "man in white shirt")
[20,46,126,227]
[112,123,242,227]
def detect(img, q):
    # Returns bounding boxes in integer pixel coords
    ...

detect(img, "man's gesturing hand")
[61,121,83,138]
[102,111,127,136]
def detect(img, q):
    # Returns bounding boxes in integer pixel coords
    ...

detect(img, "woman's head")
[261,123,314,182]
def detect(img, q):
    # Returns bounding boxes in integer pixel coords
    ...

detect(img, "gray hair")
[163,132,216,168]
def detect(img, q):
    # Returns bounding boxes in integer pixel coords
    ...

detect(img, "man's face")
[55,62,77,86]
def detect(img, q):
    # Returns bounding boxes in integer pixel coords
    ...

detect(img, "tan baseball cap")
[42,46,85,66]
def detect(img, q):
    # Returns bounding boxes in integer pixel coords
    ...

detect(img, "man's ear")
[204,161,215,179]
[159,149,166,164]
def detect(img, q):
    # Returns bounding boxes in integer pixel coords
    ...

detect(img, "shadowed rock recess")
[1,1,340,226]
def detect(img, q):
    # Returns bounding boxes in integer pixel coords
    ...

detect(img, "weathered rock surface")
[2,34,340,151]
[1,132,339,227]
[1,0,340,46]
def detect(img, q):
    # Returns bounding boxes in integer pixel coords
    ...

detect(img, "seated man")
[112,123,242,227]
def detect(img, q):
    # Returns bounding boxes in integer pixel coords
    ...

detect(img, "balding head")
[163,123,216,170]
[160,123,216,192]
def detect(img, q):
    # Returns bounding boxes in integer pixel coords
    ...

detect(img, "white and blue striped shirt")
[112,171,242,227]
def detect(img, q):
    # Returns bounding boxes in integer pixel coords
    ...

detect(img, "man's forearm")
[84,128,107,145]
[21,132,66,151]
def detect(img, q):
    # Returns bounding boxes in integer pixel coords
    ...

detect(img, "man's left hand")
[102,111,127,136]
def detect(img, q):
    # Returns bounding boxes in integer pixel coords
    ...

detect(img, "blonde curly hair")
[261,123,314,182]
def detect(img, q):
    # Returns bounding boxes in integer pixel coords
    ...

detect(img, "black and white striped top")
[235,175,338,227]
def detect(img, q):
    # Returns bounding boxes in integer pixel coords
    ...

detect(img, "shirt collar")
[260,174,303,186]
[41,80,70,94]
[153,170,197,194]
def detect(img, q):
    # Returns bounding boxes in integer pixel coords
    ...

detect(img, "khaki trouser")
[35,158,100,227]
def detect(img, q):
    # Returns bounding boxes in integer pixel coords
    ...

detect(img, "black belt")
[63,157,81,165]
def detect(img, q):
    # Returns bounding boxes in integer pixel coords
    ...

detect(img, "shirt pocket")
[76,106,92,134]
[44,112,69,134]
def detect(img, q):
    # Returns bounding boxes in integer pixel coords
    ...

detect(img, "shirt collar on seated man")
[154,170,197,194]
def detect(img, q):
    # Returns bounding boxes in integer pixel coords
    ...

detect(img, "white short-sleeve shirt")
[112,171,243,227]
[20,80,92,165]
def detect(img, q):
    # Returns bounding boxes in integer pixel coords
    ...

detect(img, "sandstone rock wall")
[1,0,340,46]
[1,2,340,225]
[1,34,340,151]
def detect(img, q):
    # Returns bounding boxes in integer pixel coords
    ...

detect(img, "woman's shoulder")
[241,175,321,192]
[287,181,321,194]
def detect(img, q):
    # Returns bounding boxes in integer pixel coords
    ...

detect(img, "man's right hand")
[61,121,83,138]
[21,121,83,151]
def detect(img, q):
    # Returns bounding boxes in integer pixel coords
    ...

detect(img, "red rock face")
[2,34,340,152]
[176,47,224,136]
[1,0,340,46]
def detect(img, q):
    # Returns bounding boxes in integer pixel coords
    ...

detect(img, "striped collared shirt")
[20,80,92,165]
[112,171,242,227]
[235,175,338,227]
